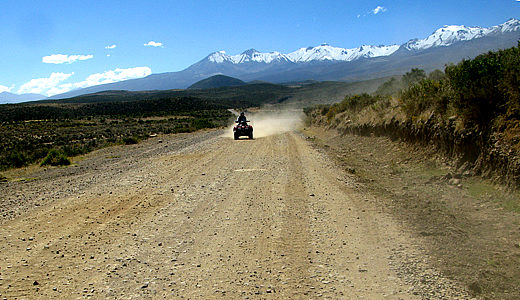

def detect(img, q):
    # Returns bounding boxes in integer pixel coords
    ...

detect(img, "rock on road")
[1,127,434,299]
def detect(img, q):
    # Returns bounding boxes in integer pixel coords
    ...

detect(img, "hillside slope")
[187,74,247,89]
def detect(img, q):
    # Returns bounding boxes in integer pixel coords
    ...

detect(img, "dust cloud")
[225,109,303,139]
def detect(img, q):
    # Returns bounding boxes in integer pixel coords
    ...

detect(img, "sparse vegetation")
[326,93,382,121]
[0,112,231,171]
[0,94,234,171]
[307,43,520,188]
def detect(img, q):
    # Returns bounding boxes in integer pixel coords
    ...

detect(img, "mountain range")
[0,92,46,103]
[12,18,520,101]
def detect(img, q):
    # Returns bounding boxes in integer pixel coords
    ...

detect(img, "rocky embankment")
[332,118,520,189]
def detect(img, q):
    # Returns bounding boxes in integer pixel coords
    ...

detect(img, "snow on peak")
[497,18,520,33]
[405,18,520,50]
[208,51,229,63]
[208,44,400,65]
[208,19,520,64]
[405,25,491,50]
[287,44,399,62]
[208,49,289,64]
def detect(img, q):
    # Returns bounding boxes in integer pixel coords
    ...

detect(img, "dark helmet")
[240,112,245,116]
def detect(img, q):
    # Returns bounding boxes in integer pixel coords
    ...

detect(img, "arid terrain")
[0,111,518,299]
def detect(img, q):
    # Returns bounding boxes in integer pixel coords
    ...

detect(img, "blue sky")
[1,0,519,97]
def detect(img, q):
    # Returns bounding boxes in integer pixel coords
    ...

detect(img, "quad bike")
[233,120,253,140]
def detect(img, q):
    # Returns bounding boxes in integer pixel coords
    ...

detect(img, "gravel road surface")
[0,122,475,299]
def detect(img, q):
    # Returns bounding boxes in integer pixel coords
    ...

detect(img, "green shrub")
[40,150,71,167]
[31,147,50,161]
[192,118,215,130]
[402,68,427,87]
[400,78,453,119]
[8,150,30,168]
[445,45,520,128]
[122,137,139,145]
[320,105,330,116]
[428,69,446,81]
[63,144,88,157]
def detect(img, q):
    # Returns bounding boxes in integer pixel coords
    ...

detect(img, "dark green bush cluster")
[303,105,329,117]
[398,44,520,131]
[122,137,139,145]
[446,45,520,129]
[402,68,427,87]
[400,78,452,120]
[0,147,52,169]
[6,151,30,168]
[40,149,71,167]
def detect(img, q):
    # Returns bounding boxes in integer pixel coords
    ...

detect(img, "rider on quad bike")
[237,112,247,123]
[233,112,253,140]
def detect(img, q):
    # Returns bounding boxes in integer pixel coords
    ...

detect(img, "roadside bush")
[429,69,446,81]
[32,147,50,161]
[402,68,427,87]
[445,44,520,129]
[400,78,453,120]
[122,137,139,145]
[303,105,329,118]
[63,144,89,157]
[320,105,330,116]
[0,105,231,172]
[40,150,71,167]
[7,150,30,168]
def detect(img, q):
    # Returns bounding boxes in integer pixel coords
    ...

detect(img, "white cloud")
[73,67,152,89]
[43,54,94,64]
[0,85,13,93]
[105,45,116,49]
[144,41,163,47]
[372,6,387,14]
[17,67,152,97]
[18,72,74,95]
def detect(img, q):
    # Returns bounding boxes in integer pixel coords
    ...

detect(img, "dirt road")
[0,118,475,299]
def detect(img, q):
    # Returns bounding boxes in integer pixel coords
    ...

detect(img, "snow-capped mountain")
[208,49,290,64]
[207,18,520,65]
[404,18,520,50]
[48,18,520,100]
[208,43,401,64]
[287,44,401,62]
